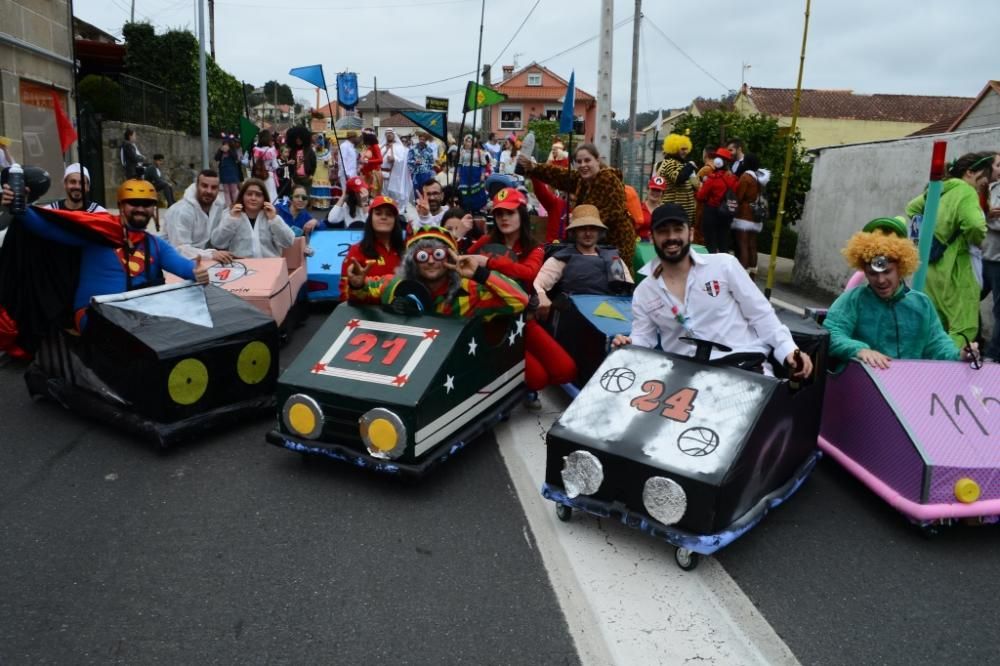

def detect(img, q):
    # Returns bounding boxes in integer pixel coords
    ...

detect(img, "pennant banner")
[337,72,359,110]
[239,117,260,152]
[463,82,507,114]
[559,71,576,134]
[400,110,447,142]
[288,65,327,91]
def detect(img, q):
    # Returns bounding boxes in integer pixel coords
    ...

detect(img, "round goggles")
[414,248,448,264]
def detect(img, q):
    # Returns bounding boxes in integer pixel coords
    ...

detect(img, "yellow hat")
[0,136,10,147]
[117,179,158,203]
[663,133,692,155]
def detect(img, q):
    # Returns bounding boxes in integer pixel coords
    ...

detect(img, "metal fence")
[611,135,661,198]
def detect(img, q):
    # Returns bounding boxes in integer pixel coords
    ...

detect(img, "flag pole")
[764,0,810,300]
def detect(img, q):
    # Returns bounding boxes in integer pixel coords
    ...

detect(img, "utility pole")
[197,0,209,168]
[595,0,614,161]
[627,0,642,189]
[130,0,135,22]
[208,0,216,59]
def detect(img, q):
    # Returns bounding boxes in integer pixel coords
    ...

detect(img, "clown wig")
[662,133,692,156]
[842,230,920,276]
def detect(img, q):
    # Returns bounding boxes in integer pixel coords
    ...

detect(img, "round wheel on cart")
[674,547,699,571]
[555,503,572,522]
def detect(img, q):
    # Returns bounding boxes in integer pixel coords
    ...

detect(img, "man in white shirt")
[407,179,449,231]
[613,203,813,379]
[337,130,361,189]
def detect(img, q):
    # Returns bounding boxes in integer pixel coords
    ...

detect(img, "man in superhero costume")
[0,178,208,352]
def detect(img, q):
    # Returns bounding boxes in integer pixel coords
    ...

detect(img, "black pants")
[702,209,732,254]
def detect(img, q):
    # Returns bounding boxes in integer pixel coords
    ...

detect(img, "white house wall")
[793,126,1000,295]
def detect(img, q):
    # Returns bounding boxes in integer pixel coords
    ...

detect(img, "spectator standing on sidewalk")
[120,128,144,179]
[215,137,243,207]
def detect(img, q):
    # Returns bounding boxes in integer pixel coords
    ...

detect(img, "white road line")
[495,389,801,666]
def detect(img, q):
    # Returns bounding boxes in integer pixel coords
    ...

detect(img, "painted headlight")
[360,408,406,459]
[643,476,687,526]
[561,450,604,498]
[282,394,324,439]
[954,477,981,504]
[167,358,208,405]
[237,341,272,385]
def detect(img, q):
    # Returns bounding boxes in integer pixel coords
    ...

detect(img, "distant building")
[1,0,76,199]
[492,63,596,139]
[733,84,974,149]
[313,89,424,130]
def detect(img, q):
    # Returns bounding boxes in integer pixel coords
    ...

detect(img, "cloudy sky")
[74,0,1000,122]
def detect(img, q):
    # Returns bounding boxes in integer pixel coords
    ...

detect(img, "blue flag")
[337,72,359,110]
[289,64,326,90]
[400,110,447,141]
[559,71,576,134]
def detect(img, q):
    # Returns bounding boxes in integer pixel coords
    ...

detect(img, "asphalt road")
[717,457,1000,666]
[0,313,578,665]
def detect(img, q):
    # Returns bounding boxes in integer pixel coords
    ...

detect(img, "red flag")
[50,90,77,153]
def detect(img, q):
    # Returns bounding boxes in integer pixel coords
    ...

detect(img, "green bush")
[78,75,122,119]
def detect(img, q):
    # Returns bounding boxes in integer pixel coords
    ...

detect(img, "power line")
[490,0,542,67]
[536,14,633,66]
[214,0,471,10]
[643,15,731,92]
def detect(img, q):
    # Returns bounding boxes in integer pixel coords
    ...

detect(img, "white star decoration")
[467,338,478,355]
[508,331,517,346]
[443,375,455,393]
[515,315,526,336]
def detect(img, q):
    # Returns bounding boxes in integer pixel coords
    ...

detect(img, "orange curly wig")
[842,230,920,276]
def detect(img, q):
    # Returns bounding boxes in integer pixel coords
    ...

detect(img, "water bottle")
[8,163,25,214]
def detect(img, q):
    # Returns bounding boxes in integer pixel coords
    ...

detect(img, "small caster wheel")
[555,503,572,522]
[674,547,699,571]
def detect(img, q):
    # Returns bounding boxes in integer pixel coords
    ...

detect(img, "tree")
[122,22,245,136]
[262,81,294,106]
[672,110,812,227]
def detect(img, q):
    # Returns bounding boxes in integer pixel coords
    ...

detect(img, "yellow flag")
[593,301,626,320]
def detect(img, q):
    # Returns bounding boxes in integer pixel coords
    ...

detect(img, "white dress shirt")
[630,251,797,364]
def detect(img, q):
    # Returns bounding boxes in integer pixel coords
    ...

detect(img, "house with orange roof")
[491,63,596,139]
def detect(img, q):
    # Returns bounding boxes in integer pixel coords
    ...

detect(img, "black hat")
[650,202,690,229]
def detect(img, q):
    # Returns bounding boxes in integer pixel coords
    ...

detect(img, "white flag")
[655,109,663,134]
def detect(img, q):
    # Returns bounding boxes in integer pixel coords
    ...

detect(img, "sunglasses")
[292,194,309,201]
[414,248,448,264]
[123,200,156,208]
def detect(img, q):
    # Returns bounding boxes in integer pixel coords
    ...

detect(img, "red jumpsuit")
[468,236,577,390]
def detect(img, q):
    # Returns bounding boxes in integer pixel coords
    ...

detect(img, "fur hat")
[663,133,692,155]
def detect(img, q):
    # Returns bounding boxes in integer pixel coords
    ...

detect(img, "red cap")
[714,147,734,161]
[647,175,666,191]
[346,176,366,194]
[492,187,527,211]
[369,195,399,215]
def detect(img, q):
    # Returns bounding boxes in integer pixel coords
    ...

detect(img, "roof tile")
[745,87,974,124]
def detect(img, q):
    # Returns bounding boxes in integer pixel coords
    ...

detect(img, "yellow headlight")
[359,408,406,459]
[282,394,324,439]
[237,341,272,385]
[167,358,208,405]
[954,478,981,504]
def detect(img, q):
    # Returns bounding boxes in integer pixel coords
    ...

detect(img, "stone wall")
[793,127,1000,295]
[101,120,205,206]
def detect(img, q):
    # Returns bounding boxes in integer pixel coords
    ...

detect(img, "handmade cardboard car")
[543,309,829,570]
[166,237,307,328]
[266,298,527,476]
[304,228,364,302]
[25,282,279,447]
[818,359,1000,530]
